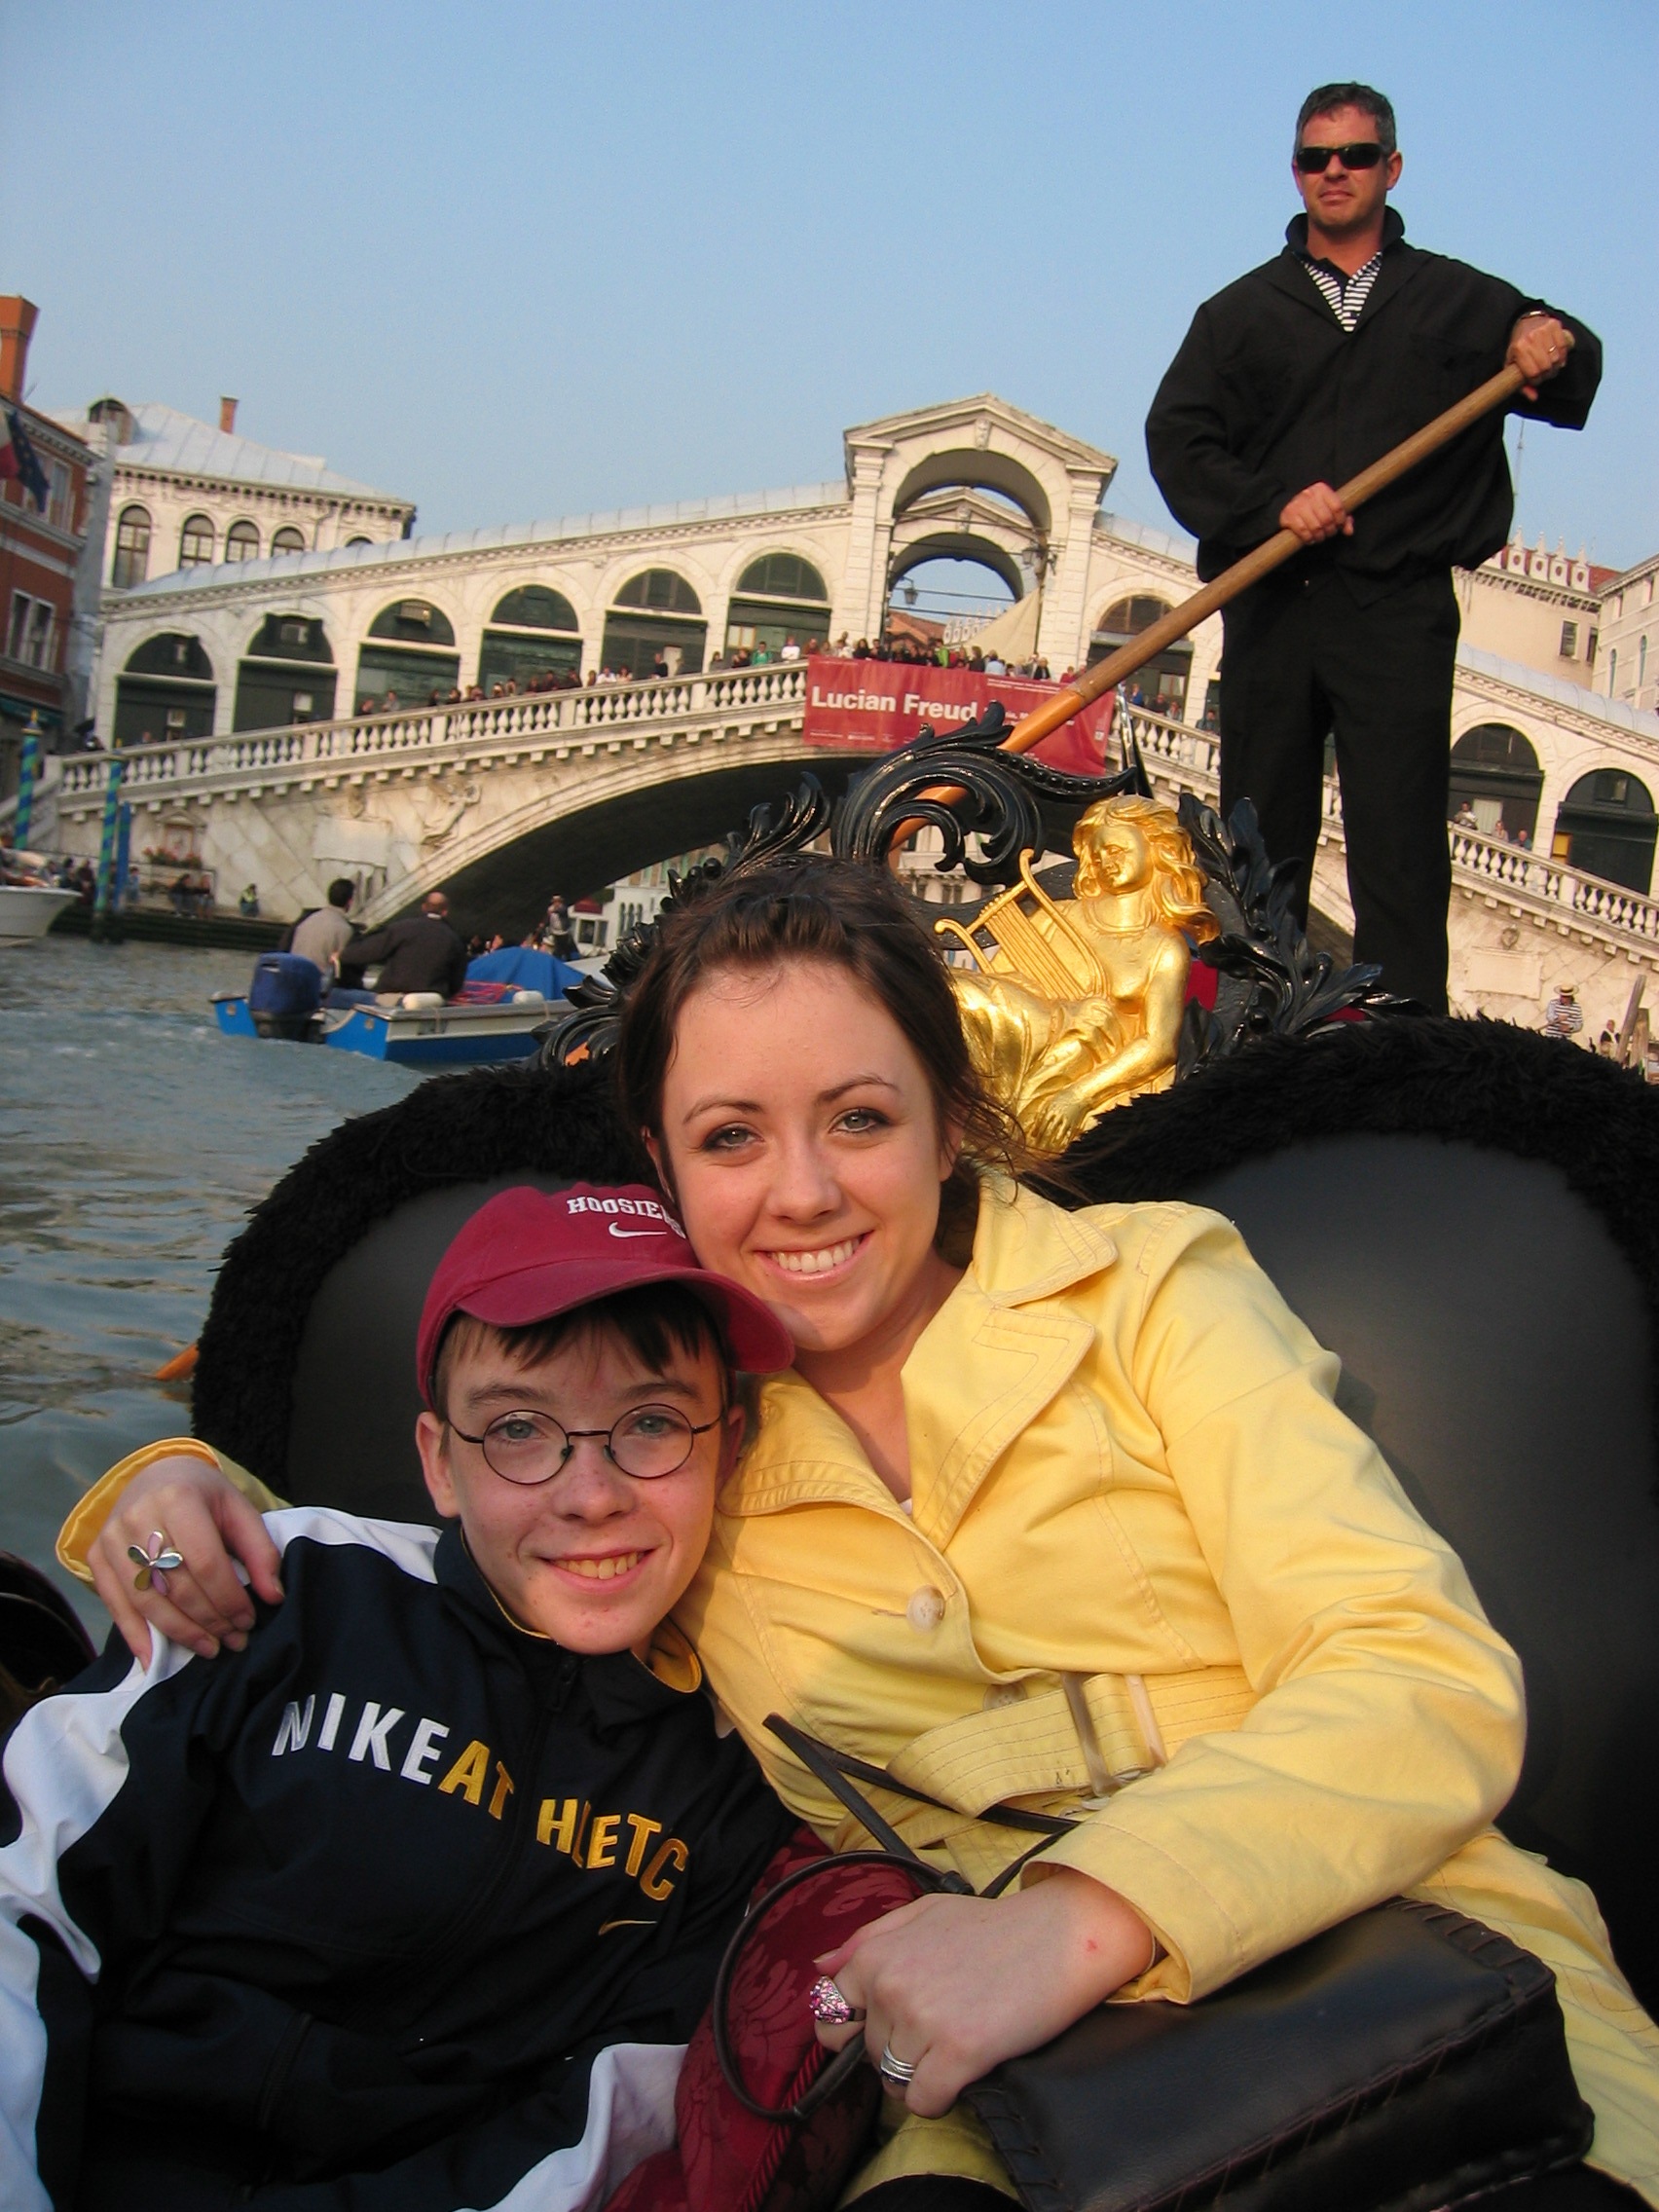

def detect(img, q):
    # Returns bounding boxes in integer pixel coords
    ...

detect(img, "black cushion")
[1183,1134,1659,2009]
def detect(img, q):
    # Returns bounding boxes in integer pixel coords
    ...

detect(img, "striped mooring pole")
[92,751,129,940]
[12,715,41,849]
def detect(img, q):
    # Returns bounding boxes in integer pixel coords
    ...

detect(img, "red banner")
[800,655,1115,780]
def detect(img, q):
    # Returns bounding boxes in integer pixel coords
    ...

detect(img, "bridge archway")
[1449,723,1542,844]
[480,586,582,692]
[417,752,866,938]
[1088,594,1191,718]
[891,449,1051,535]
[116,633,216,748]
[889,533,1024,607]
[1552,766,1658,894]
[356,599,461,709]
[235,614,337,731]
[602,568,706,679]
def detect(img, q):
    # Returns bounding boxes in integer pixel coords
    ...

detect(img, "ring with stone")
[877,2043,918,2087]
[128,1530,185,1594]
[807,1974,862,2026]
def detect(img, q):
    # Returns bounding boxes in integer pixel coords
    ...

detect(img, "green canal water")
[0,938,420,1631]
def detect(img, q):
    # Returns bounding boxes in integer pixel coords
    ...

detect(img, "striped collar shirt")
[1302,248,1383,333]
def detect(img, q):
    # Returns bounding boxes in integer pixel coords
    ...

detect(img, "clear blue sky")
[2,0,1652,571]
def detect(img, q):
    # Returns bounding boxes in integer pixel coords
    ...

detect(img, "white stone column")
[832,447,890,645]
[1038,477,1103,670]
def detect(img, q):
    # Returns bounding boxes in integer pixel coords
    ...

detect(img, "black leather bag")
[763,1721,1593,2212]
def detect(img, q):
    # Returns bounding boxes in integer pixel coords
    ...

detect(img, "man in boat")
[336,886,467,1001]
[1145,81,1601,1014]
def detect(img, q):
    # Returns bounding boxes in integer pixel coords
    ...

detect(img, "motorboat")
[211,985,559,1066]
[0,884,77,942]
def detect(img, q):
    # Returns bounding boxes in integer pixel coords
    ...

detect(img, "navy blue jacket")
[0,1509,791,2211]
[1145,210,1602,600]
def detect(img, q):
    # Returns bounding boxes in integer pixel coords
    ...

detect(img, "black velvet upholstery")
[185,1017,1659,2011]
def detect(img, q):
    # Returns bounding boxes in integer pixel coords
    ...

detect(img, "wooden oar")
[887,348,1562,845]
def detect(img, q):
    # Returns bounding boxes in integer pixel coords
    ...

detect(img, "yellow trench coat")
[673,1184,1659,2202]
[62,1184,1659,2201]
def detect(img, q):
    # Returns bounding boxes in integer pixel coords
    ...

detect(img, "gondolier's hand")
[88,1455,282,1664]
[1508,313,1571,401]
[1279,482,1353,544]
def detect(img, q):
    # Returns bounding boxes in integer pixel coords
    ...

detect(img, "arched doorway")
[1448,724,1543,842]
[724,554,831,658]
[1089,596,1191,718]
[601,569,706,679]
[115,634,215,748]
[1552,768,1659,894]
[355,600,461,709]
[479,586,582,691]
[235,615,337,730]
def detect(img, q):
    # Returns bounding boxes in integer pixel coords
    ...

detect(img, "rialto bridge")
[33,390,1659,1031]
[43,651,1659,1036]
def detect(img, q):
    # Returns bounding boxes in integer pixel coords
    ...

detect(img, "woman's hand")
[88,1456,283,1665]
[813,1867,1157,2117]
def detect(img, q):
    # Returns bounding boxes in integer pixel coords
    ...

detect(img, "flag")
[1,408,50,512]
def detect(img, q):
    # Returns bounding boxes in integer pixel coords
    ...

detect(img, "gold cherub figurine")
[938,794,1219,1156]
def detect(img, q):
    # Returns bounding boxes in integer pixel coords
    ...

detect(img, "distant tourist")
[1454,801,1478,829]
[336,888,467,1000]
[238,883,260,919]
[290,877,358,974]
[1542,983,1584,1040]
[780,635,801,661]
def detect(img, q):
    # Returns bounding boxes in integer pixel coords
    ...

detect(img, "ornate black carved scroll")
[832,702,1150,886]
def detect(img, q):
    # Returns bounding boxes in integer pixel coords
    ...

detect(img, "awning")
[961,591,1041,665]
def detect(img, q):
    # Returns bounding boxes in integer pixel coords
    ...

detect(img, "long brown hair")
[615,857,1027,1255]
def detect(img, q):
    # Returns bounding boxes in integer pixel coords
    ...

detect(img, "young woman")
[79,858,1659,2212]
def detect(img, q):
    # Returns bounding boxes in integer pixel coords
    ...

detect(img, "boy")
[0,1185,794,2212]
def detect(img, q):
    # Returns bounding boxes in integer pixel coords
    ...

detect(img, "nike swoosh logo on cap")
[608,1224,668,1239]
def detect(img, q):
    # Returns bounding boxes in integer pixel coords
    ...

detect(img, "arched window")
[479,585,582,691]
[356,599,461,709]
[735,553,829,603]
[604,571,706,679]
[1089,594,1190,716]
[178,513,215,568]
[235,614,337,731]
[111,504,151,589]
[614,570,701,615]
[1552,767,1659,894]
[1449,723,1543,844]
[114,633,216,749]
[726,553,831,659]
[271,526,307,557]
[346,535,372,548]
[225,520,260,563]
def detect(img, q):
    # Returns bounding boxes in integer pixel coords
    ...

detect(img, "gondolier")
[1145,82,1601,1012]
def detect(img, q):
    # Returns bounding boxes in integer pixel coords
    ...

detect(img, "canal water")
[0,939,420,1630]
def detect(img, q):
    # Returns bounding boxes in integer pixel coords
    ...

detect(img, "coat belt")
[827,1666,1259,1881]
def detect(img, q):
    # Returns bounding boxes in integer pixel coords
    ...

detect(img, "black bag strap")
[765,1714,1077,1845]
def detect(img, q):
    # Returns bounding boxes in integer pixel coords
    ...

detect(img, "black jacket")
[0,1509,791,2210]
[1145,211,1602,600]
[340,913,467,997]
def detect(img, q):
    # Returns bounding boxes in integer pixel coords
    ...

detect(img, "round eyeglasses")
[448,1404,721,1485]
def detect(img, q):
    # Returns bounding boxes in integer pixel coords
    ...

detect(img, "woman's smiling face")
[651,959,960,1367]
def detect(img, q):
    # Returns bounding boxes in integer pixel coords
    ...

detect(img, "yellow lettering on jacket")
[587,1813,620,1869]
[487,1762,515,1821]
[640,1837,688,1900]
[537,1797,578,1852]
[623,1814,662,1876]
[438,1740,491,1805]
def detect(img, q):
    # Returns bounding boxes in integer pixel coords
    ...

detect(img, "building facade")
[0,298,94,802]
[1595,554,1659,719]
[49,393,414,620]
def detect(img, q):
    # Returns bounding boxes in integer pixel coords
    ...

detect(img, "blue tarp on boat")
[464,946,584,998]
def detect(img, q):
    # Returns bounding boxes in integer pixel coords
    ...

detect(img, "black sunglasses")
[1296,141,1385,173]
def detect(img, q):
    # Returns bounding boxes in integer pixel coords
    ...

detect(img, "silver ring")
[877,2043,917,2086]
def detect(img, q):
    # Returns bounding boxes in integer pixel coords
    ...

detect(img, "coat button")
[982,1682,1023,1711]
[906,1586,946,1633]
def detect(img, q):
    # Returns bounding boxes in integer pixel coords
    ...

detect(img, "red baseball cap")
[416,1182,793,1405]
